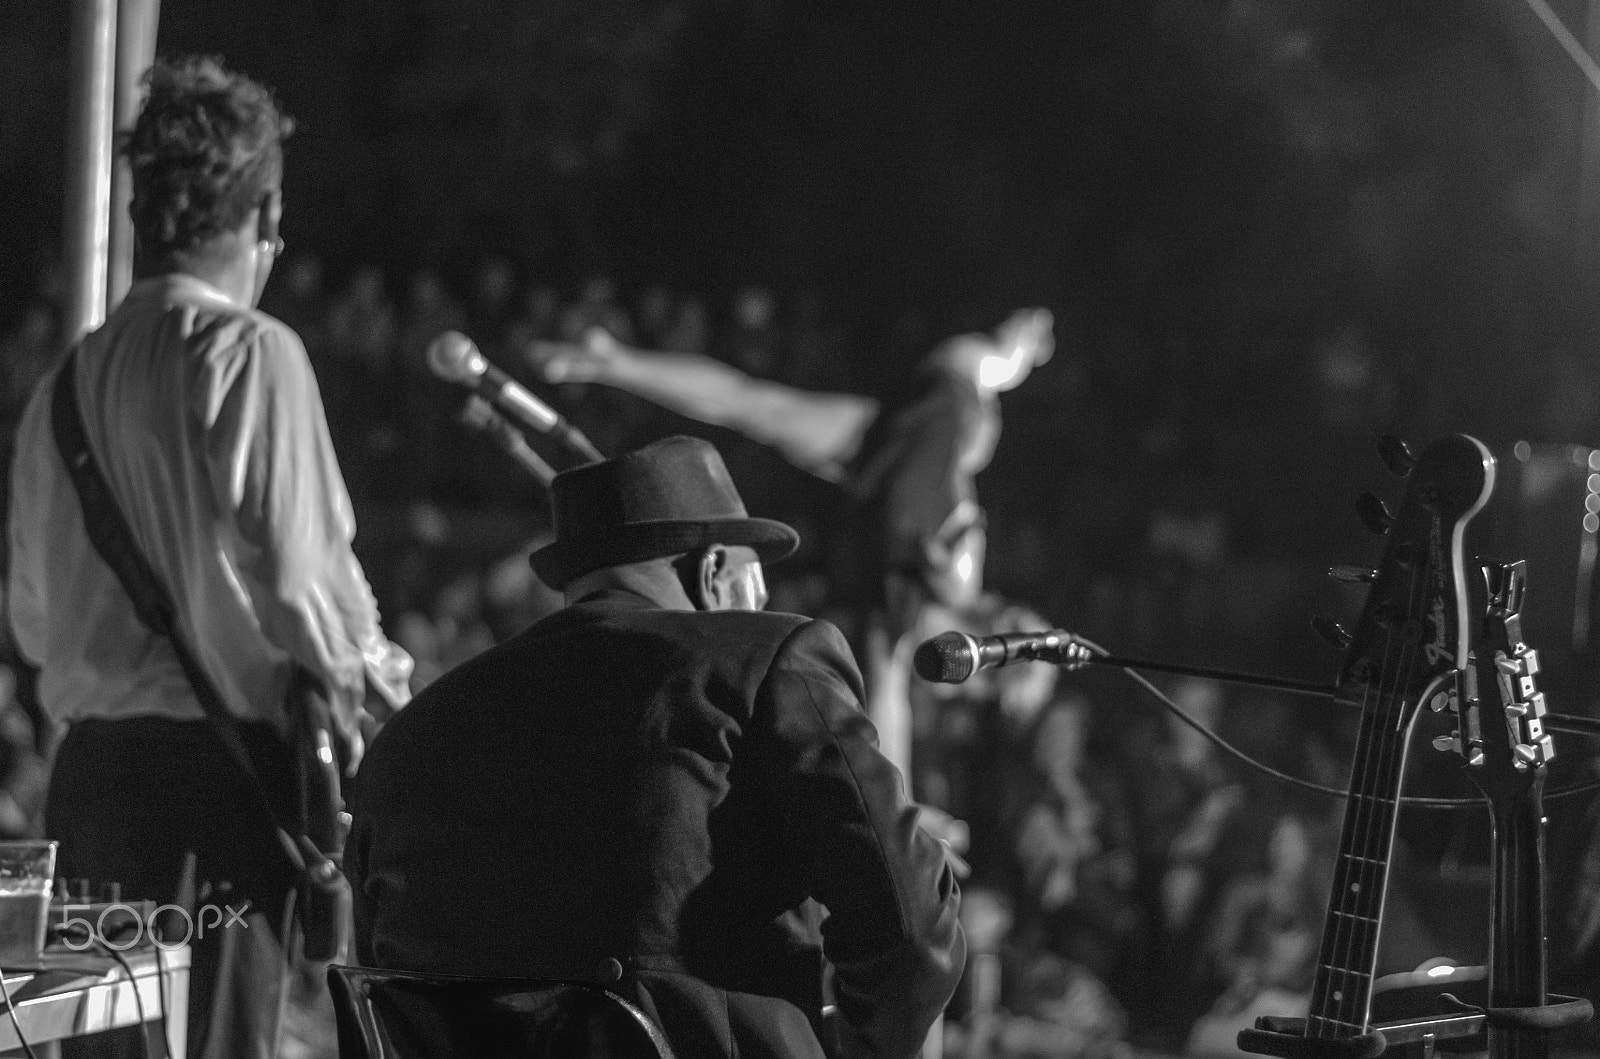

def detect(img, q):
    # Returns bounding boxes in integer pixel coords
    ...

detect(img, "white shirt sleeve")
[201,321,411,737]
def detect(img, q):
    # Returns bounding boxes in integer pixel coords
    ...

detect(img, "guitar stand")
[1238,994,1593,1059]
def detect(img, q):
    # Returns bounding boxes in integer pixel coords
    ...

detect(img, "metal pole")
[63,0,118,346]
[1584,0,1600,252]
[108,0,160,311]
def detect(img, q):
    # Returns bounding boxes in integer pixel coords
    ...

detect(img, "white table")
[0,946,189,1058]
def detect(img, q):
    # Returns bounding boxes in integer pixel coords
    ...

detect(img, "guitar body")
[289,666,354,963]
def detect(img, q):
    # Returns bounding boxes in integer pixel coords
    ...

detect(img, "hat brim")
[530,516,799,590]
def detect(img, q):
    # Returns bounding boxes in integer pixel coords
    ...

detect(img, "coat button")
[594,957,624,984]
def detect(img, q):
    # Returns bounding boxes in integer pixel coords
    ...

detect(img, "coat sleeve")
[754,619,965,1059]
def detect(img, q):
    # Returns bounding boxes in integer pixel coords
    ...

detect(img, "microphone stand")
[458,396,558,486]
[1061,646,1600,738]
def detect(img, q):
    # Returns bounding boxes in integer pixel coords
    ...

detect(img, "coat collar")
[571,587,667,612]
[125,272,242,312]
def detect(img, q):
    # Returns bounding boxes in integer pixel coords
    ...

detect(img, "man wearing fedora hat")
[531,307,1055,780]
[348,435,966,1058]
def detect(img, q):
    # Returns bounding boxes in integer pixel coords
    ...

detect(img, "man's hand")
[527,326,622,384]
[995,307,1055,368]
[363,640,414,723]
[341,639,414,775]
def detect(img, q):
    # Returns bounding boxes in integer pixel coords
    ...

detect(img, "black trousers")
[46,717,299,1059]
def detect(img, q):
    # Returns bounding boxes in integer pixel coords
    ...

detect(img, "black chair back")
[328,965,677,1059]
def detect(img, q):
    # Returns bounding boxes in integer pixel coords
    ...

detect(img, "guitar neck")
[1487,770,1548,1059]
[1240,435,1496,1059]
[1305,701,1416,1038]
[1470,559,1555,1059]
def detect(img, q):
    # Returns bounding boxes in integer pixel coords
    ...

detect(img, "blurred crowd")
[2,255,1598,1058]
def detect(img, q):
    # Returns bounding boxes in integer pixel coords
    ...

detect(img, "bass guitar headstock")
[1437,559,1557,801]
[1441,567,1563,1039]
[1332,434,1497,724]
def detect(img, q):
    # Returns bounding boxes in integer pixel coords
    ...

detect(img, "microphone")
[913,629,1081,684]
[427,331,604,463]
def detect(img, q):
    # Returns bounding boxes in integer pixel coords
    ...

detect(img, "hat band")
[532,517,798,589]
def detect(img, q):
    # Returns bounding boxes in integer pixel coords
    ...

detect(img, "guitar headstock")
[1334,435,1496,724]
[1442,559,1557,801]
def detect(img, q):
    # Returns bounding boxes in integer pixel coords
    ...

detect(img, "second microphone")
[426,330,604,464]
[914,629,1082,684]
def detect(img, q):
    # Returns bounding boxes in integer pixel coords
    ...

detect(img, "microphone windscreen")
[914,632,976,684]
[427,331,480,383]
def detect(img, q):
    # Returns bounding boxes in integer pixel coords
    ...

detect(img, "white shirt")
[7,274,409,736]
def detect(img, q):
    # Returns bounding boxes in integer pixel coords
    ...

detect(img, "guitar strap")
[49,351,311,876]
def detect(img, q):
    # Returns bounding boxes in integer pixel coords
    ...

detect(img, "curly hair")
[122,55,294,256]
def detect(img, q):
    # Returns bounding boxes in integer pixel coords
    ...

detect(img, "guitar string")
[1344,706,1389,1031]
[1356,557,1428,1033]
[1310,546,1403,1038]
[1339,545,1421,1034]
[1361,546,1436,1030]
[1339,704,1387,1032]
[1311,534,1427,1038]
[1326,634,1391,1035]
[1313,696,1373,1036]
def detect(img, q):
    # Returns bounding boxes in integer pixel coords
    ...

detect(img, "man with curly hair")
[7,55,410,1058]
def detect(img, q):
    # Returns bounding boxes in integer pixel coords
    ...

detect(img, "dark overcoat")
[348,588,965,1058]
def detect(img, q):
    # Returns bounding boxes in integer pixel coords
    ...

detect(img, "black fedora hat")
[531,435,800,589]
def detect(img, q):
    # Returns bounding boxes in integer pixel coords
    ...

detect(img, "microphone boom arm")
[1060,642,1338,700]
[1060,638,1600,738]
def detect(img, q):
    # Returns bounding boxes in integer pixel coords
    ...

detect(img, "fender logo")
[1423,597,1450,666]
[1421,516,1452,668]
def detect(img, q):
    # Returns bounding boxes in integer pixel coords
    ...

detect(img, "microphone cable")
[0,969,39,1059]
[100,942,152,1059]
[1069,634,1600,810]
[45,916,156,1059]
[154,945,169,1059]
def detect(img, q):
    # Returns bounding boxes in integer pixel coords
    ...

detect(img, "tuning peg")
[1463,704,1485,766]
[1328,564,1378,584]
[1312,614,1352,649]
[1378,435,1416,478]
[1357,492,1394,535]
